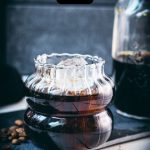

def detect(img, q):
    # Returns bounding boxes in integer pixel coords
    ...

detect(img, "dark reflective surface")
[24,108,112,150]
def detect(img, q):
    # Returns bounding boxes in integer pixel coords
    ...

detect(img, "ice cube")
[54,57,94,93]
[57,57,88,67]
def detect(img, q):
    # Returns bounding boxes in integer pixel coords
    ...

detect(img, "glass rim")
[34,53,105,69]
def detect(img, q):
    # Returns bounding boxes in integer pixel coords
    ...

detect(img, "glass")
[112,0,150,119]
[24,53,113,150]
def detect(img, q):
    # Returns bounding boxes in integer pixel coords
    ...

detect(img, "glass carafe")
[24,53,113,150]
[112,0,150,119]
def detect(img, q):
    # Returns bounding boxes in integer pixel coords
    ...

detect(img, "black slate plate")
[0,105,150,150]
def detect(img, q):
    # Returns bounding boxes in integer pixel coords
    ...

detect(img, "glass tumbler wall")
[112,0,150,119]
[24,53,113,150]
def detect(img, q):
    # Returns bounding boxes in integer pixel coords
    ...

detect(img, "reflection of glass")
[112,0,150,119]
[24,53,113,150]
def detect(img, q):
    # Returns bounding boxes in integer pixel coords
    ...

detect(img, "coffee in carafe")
[112,0,150,119]
[113,51,150,118]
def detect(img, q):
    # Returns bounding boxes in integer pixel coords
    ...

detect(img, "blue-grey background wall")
[6,0,117,75]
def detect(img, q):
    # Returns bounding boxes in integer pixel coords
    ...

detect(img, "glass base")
[116,109,150,121]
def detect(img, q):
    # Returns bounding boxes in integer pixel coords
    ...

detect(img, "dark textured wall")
[0,0,7,66]
[6,0,116,75]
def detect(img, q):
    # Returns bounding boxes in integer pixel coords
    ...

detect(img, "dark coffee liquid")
[113,51,150,118]
[24,89,113,150]
[25,87,112,115]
